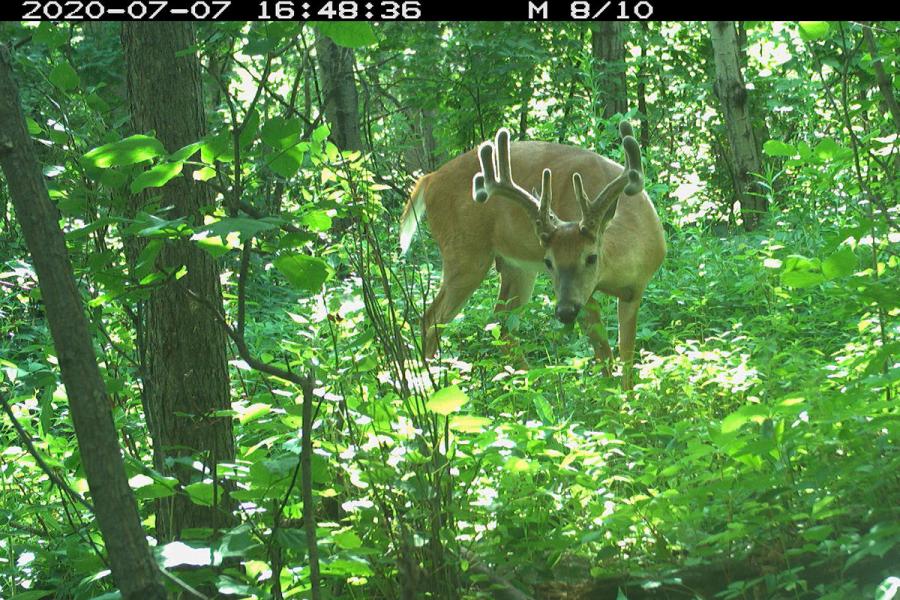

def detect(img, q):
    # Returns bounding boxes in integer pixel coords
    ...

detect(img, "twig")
[0,393,94,512]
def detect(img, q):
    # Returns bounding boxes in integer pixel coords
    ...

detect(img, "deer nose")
[556,302,581,324]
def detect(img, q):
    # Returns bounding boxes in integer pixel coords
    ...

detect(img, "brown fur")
[401,139,666,388]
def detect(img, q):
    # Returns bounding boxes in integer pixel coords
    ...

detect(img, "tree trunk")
[709,21,766,231]
[637,34,650,149]
[0,46,166,600]
[591,21,628,119]
[122,22,235,542]
[862,24,900,131]
[315,32,364,151]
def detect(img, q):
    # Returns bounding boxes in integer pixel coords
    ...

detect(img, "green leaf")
[169,141,202,162]
[240,109,260,150]
[721,404,768,434]
[200,131,233,163]
[798,21,831,41]
[84,135,166,168]
[449,415,492,433]
[334,530,363,549]
[261,117,302,149]
[317,22,377,48]
[266,145,307,178]
[48,62,80,92]
[238,402,271,424]
[780,255,826,288]
[301,210,332,232]
[184,481,222,507]
[426,385,469,415]
[274,528,307,551]
[762,140,796,157]
[203,217,280,240]
[813,138,850,162]
[273,254,330,292]
[10,591,55,600]
[822,246,856,279]
[130,162,183,194]
[33,22,67,48]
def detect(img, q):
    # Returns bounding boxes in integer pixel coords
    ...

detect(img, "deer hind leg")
[422,254,493,358]
[617,294,643,390]
[581,296,613,377]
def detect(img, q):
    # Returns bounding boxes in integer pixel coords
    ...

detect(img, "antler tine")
[572,173,593,236]
[579,121,645,233]
[471,128,559,243]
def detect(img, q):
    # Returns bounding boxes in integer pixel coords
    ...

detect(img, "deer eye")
[586,254,598,266]
[544,258,553,270]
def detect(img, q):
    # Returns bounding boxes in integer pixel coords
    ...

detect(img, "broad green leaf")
[261,117,303,149]
[301,210,332,232]
[169,141,202,162]
[266,145,306,178]
[503,457,534,473]
[49,62,80,92]
[203,217,280,239]
[721,405,768,434]
[238,402,271,424]
[426,385,469,415]
[200,132,233,163]
[762,140,796,157]
[317,22,377,48]
[321,557,373,577]
[822,246,856,279]
[334,530,363,549]
[780,255,826,288]
[184,481,222,507]
[312,124,330,144]
[10,591,56,600]
[798,21,831,40]
[130,162,183,194]
[449,415,492,433]
[813,138,850,162]
[33,22,67,48]
[274,528,307,551]
[193,166,217,182]
[273,254,330,292]
[240,109,260,150]
[84,135,165,168]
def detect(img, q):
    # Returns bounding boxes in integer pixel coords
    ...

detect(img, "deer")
[399,122,666,388]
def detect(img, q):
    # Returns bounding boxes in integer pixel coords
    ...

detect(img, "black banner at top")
[6,0,899,22]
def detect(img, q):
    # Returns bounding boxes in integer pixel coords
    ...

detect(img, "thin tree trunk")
[862,24,900,131]
[315,32,364,151]
[591,21,628,118]
[709,21,766,231]
[122,22,235,542]
[637,35,650,149]
[0,45,166,600]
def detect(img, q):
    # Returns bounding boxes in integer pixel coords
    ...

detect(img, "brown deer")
[400,122,665,388]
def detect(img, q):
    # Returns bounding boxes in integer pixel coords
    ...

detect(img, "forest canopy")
[0,19,897,600]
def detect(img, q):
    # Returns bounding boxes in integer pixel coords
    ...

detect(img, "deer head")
[473,122,644,324]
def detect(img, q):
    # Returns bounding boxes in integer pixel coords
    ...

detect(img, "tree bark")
[636,32,650,149]
[315,32,364,151]
[591,21,628,119]
[862,24,900,132]
[709,21,766,231]
[122,22,235,542]
[0,46,166,600]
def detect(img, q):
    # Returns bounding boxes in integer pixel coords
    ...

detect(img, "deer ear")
[598,197,619,232]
